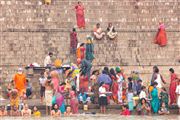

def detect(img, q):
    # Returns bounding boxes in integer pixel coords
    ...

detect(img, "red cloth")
[111,76,118,102]
[169,73,177,104]
[121,109,130,115]
[70,32,78,50]
[154,24,167,46]
[79,76,88,92]
[75,5,85,28]
[80,47,85,60]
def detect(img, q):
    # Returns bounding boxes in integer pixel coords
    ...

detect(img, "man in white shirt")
[139,86,147,99]
[99,82,107,114]
[44,52,53,67]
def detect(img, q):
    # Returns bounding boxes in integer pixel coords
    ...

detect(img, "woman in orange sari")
[75,2,85,29]
[169,68,178,105]
[76,43,85,64]
[154,22,167,47]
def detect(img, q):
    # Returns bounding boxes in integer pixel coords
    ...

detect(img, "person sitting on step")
[107,23,117,40]
[93,23,105,40]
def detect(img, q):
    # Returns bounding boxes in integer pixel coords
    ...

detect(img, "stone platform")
[0,99,179,115]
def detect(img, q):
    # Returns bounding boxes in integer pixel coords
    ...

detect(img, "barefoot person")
[176,80,180,114]
[93,23,105,40]
[75,1,85,29]
[169,68,178,105]
[158,102,169,115]
[21,104,31,117]
[154,22,167,47]
[107,23,117,40]
[64,106,73,116]
[10,105,20,116]
[45,76,54,115]
[51,103,61,117]
[99,82,108,114]
[13,68,26,101]
[0,106,7,116]
[39,72,46,103]
[32,106,41,117]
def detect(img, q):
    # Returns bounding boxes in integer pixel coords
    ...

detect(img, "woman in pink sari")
[75,2,85,29]
[70,87,79,114]
[169,68,178,105]
[50,70,60,91]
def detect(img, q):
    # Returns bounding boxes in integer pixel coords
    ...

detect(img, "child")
[10,105,20,116]
[99,82,108,114]
[128,77,133,91]
[90,70,99,86]
[127,89,134,111]
[45,76,54,115]
[32,106,41,117]
[26,79,32,99]
[78,88,90,104]
[10,89,19,109]
[39,72,47,103]
[160,87,169,109]
[91,83,99,104]
[21,104,31,116]
[137,79,142,95]
[139,86,147,99]
[6,80,14,98]
[51,103,61,117]
[176,80,180,114]
[158,102,169,115]
[64,106,73,116]
[120,105,130,115]
[0,106,7,116]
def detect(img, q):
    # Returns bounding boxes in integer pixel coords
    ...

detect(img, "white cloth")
[45,90,53,106]
[39,77,47,86]
[76,74,80,92]
[99,86,106,97]
[176,85,180,107]
[127,92,134,102]
[107,26,117,39]
[117,75,123,103]
[139,91,146,99]
[155,74,162,88]
[44,55,52,67]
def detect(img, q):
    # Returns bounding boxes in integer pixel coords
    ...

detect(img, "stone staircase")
[0,0,179,82]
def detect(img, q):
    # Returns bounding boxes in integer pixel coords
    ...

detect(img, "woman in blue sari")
[151,82,160,113]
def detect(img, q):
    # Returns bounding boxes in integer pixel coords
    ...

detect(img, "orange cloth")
[76,47,81,59]
[14,73,26,92]
[154,24,167,46]
[79,76,88,92]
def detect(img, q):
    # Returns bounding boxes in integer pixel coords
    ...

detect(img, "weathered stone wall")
[0,0,180,82]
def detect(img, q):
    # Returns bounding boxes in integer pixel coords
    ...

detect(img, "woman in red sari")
[70,28,78,54]
[154,22,167,47]
[79,75,88,92]
[169,68,178,105]
[110,68,118,103]
[75,2,85,29]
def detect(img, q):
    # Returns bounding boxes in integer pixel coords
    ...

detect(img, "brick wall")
[0,0,180,82]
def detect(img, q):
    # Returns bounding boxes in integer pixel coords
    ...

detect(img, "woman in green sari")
[85,36,95,63]
[151,82,160,113]
[160,87,169,109]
